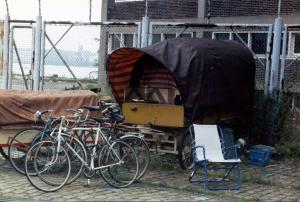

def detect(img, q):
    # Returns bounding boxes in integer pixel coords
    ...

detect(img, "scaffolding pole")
[1,15,10,89]
[33,16,42,91]
[269,17,283,94]
[264,25,273,96]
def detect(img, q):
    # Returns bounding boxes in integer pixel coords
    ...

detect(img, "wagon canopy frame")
[107,38,256,123]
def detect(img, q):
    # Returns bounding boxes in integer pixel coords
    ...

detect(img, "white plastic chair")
[189,124,241,190]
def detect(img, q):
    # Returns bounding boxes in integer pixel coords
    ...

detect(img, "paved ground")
[0,157,213,202]
[0,154,300,201]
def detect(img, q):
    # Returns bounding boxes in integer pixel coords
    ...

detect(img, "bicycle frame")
[52,119,123,171]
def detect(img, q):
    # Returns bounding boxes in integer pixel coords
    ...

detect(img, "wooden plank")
[122,103,184,127]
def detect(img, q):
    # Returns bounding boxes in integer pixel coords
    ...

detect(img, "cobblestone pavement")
[0,158,213,201]
[144,155,300,202]
[0,154,300,201]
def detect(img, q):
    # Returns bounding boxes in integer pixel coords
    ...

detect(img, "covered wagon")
[107,38,255,168]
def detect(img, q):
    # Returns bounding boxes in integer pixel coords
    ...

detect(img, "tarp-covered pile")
[0,90,98,127]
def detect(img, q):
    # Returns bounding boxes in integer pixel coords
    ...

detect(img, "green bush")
[275,135,300,158]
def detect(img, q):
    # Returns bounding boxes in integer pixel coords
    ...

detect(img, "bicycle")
[8,110,86,186]
[82,103,150,180]
[25,116,139,192]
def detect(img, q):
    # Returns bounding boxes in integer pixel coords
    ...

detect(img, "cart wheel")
[178,131,193,170]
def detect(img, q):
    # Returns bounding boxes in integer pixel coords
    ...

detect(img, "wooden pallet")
[143,131,179,154]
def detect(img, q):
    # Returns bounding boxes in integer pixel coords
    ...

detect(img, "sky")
[0,0,101,21]
[0,0,103,51]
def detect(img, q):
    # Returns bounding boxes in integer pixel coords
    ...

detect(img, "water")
[12,63,98,79]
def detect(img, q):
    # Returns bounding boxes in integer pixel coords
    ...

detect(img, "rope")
[4,0,9,16]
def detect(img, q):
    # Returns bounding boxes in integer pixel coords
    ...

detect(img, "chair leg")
[206,163,241,190]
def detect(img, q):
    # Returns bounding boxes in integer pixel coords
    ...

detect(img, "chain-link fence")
[43,22,101,90]
[6,21,139,92]
[9,23,34,90]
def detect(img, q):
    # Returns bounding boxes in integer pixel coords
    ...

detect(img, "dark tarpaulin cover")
[109,38,256,123]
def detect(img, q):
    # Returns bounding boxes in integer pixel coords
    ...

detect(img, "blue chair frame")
[188,124,241,190]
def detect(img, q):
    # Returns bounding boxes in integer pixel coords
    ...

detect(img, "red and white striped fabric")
[108,48,144,102]
[108,48,178,103]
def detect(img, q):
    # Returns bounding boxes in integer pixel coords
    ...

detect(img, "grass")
[140,178,258,201]
[241,173,280,187]
[149,154,182,171]
[292,182,300,190]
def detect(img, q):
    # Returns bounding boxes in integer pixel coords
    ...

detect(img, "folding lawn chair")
[189,124,241,190]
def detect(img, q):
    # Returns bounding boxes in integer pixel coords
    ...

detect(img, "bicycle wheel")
[25,140,71,192]
[120,135,150,180]
[98,140,139,188]
[0,147,9,159]
[8,128,41,174]
[60,133,87,184]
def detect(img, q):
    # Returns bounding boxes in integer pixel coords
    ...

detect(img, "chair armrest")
[192,145,207,161]
[223,144,239,159]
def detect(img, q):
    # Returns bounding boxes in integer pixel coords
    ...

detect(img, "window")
[111,34,121,50]
[214,33,230,40]
[151,33,192,44]
[233,33,248,45]
[109,33,135,53]
[251,33,267,54]
[295,33,300,54]
[177,33,193,38]
[124,34,134,47]
[280,33,289,55]
[164,34,176,39]
[152,34,162,44]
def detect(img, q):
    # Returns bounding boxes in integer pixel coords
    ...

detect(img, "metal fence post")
[33,16,42,91]
[8,27,13,89]
[269,17,283,94]
[137,22,142,48]
[141,16,149,48]
[1,15,10,89]
[264,24,273,96]
[279,25,287,91]
[40,21,45,90]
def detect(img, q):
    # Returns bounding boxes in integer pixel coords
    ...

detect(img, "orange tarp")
[0,89,98,126]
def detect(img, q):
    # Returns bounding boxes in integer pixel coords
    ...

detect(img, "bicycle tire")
[8,128,41,174]
[98,140,139,188]
[120,135,150,180]
[0,147,9,160]
[25,140,71,192]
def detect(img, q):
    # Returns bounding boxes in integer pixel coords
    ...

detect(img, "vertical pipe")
[269,17,283,94]
[137,22,142,48]
[31,27,36,90]
[145,0,148,17]
[40,21,45,90]
[264,25,273,96]
[148,22,153,45]
[1,15,10,89]
[8,28,13,89]
[33,16,42,91]
[279,25,287,91]
[141,16,149,48]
